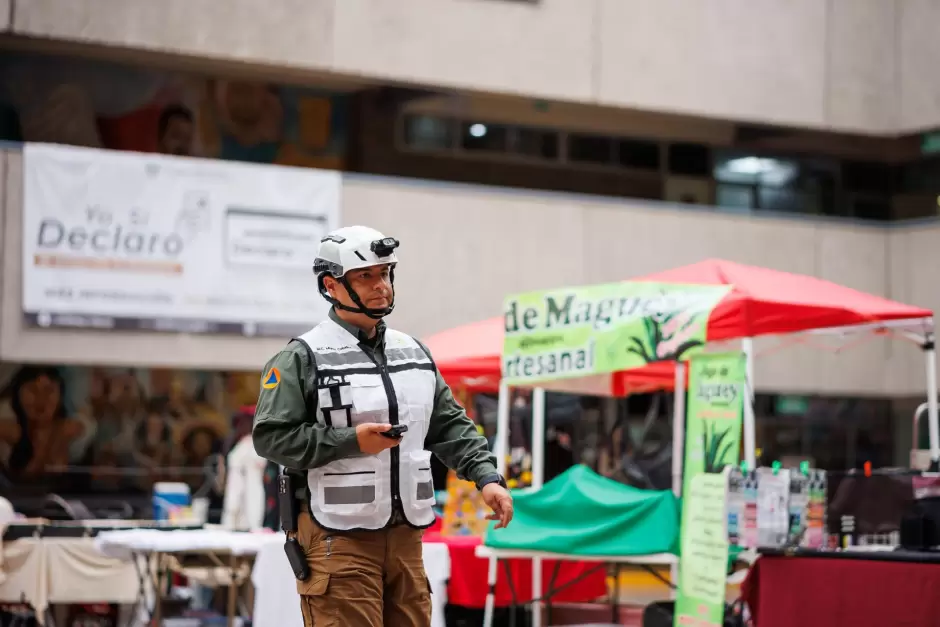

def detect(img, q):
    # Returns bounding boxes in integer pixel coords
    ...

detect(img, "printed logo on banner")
[21,143,342,336]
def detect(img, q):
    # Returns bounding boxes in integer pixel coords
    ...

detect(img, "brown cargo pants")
[294,511,432,627]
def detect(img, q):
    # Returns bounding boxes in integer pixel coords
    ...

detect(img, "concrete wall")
[899,0,940,132]
[886,221,940,395]
[2,146,936,396]
[7,0,940,134]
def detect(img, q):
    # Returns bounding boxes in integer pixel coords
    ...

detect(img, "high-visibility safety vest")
[294,318,438,531]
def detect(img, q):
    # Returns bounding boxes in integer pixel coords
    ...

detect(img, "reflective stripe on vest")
[295,318,437,531]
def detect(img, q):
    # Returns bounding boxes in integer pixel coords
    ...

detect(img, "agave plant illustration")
[625,311,705,364]
[702,420,735,474]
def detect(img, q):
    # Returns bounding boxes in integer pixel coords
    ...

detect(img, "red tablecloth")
[424,532,608,608]
[742,553,940,627]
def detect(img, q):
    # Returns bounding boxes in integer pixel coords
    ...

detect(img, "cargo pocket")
[406,450,436,510]
[317,469,380,517]
[296,572,330,597]
[298,574,338,627]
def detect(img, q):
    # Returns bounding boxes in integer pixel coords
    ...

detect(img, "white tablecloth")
[0,538,139,624]
[251,536,450,627]
[95,527,279,560]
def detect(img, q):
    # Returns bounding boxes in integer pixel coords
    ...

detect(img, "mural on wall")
[0,52,349,169]
[0,364,260,494]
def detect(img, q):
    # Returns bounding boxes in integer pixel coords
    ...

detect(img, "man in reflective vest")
[253,225,513,627]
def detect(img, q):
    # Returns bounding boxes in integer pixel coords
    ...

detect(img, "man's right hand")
[356,423,402,455]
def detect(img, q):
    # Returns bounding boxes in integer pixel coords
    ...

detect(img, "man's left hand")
[481,483,514,529]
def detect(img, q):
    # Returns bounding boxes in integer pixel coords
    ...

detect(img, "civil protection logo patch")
[262,367,281,389]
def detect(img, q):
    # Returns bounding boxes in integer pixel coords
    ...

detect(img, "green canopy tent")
[485,464,680,557]
[483,464,744,565]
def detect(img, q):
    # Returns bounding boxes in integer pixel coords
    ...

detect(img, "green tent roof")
[485,464,680,557]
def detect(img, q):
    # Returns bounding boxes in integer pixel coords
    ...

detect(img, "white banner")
[22,143,341,336]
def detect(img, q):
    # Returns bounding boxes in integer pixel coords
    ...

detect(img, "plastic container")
[153,482,191,521]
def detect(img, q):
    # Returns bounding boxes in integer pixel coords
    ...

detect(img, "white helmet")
[313,225,400,319]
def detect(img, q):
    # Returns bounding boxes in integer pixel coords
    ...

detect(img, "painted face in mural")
[225,82,269,126]
[160,114,193,156]
[214,80,282,146]
[190,430,213,459]
[19,374,61,426]
[149,369,172,395]
[144,413,167,443]
[110,373,143,416]
[156,104,195,156]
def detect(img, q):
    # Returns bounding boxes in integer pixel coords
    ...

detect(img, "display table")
[251,534,450,627]
[94,528,276,560]
[742,548,940,627]
[423,533,608,608]
[475,544,675,623]
[96,527,277,627]
[0,536,140,625]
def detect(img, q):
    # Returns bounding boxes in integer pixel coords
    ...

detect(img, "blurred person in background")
[87,370,146,491]
[132,396,176,488]
[180,421,225,521]
[181,423,223,470]
[544,424,575,482]
[90,370,143,462]
[221,405,268,531]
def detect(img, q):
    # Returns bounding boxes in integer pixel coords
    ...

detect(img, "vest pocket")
[350,379,388,418]
[406,450,436,509]
[317,469,379,516]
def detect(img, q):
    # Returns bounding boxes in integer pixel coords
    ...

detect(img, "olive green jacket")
[252,309,498,489]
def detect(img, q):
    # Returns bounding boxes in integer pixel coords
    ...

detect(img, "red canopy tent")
[639,258,932,339]
[426,259,931,392]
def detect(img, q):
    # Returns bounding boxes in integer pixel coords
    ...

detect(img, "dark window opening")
[669,143,711,176]
[617,139,660,170]
[568,134,613,164]
[513,127,559,160]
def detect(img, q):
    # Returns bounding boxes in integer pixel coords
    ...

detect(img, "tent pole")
[924,330,940,464]
[531,387,546,489]
[531,388,546,627]
[670,361,685,600]
[495,380,511,476]
[671,362,686,498]
[482,380,512,627]
[742,338,757,469]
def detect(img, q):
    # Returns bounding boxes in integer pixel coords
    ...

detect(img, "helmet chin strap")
[317,269,396,320]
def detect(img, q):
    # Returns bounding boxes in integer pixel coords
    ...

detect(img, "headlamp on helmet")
[371,237,400,258]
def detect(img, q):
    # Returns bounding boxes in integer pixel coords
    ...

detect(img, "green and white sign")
[682,352,746,492]
[675,352,746,627]
[501,281,730,384]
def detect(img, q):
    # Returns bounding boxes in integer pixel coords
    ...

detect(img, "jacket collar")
[328,307,386,345]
